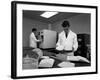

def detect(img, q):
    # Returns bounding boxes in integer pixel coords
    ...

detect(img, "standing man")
[29,28,41,48]
[56,20,78,56]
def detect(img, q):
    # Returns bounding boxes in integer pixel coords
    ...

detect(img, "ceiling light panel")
[40,12,58,18]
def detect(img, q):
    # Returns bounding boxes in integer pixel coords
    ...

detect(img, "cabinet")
[75,34,90,60]
[38,29,57,49]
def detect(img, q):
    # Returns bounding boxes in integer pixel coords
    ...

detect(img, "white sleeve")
[31,33,40,42]
[73,34,78,51]
[56,34,64,50]
[56,34,61,47]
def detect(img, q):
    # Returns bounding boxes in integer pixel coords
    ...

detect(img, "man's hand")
[56,54,67,61]
[37,39,42,42]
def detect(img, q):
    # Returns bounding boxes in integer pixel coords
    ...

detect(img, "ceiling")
[23,10,81,24]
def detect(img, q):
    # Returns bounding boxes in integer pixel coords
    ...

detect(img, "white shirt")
[29,32,40,48]
[56,30,78,51]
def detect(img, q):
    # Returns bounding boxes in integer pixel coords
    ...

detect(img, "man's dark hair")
[62,20,70,27]
[32,28,37,32]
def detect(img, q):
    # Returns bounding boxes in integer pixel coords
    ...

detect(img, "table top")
[23,47,90,69]
[38,56,90,69]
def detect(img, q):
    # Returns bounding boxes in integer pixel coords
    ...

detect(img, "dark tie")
[66,33,68,38]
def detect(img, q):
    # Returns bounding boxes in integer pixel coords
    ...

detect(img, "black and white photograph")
[23,11,91,69]
[11,1,97,79]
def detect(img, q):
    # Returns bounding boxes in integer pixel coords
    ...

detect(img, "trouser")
[63,52,74,56]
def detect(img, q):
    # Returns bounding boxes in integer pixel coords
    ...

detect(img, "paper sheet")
[58,61,75,68]
[39,58,55,67]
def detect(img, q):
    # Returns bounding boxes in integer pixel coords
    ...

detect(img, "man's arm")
[72,34,78,51]
[56,34,64,50]
[32,33,42,42]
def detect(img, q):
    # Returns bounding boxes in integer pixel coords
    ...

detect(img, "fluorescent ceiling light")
[40,12,58,18]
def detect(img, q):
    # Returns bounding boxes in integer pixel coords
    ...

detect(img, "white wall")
[23,17,48,47]
[52,14,90,34]
[68,14,90,34]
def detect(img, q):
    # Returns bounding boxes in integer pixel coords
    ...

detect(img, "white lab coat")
[56,30,78,51]
[29,32,40,48]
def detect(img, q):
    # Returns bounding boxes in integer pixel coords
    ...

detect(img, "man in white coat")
[56,20,78,56]
[29,28,41,48]
[55,21,90,63]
